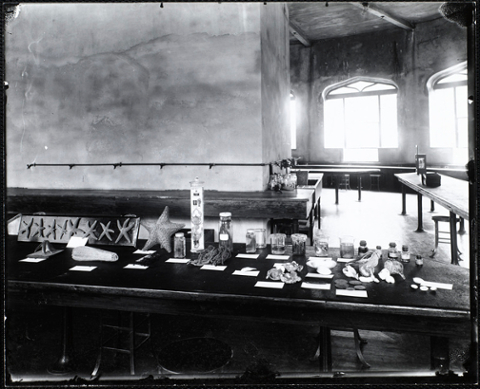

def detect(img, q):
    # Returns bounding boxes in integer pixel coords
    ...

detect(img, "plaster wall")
[290,18,468,166]
[5,3,279,192]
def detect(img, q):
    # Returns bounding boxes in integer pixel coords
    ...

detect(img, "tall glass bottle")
[190,177,204,252]
[218,212,233,251]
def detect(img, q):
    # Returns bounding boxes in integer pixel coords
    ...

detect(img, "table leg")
[335,176,339,205]
[416,193,424,232]
[449,211,459,265]
[431,336,450,374]
[401,185,407,215]
[458,217,466,234]
[357,176,362,201]
[430,200,435,212]
[317,198,321,229]
[48,307,75,375]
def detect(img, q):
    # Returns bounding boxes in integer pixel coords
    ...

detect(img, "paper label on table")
[266,254,290,260]
[254,281,284,289]
[337,257,356,263]
[67,236,88,248]
[305,273,334,279]
[20,257,46,263]
[422,281,453,290]
[133,249,157,255]
[124,264,149,270]
[336,289,368,298]
[200,265,227,271]
[236,253,260,259]
[166,258,190,264]
[70,265,96,272]
[232,270,260,277]
[301,282,331,290]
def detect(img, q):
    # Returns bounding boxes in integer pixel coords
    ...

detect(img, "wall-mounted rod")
[26,162,273,170]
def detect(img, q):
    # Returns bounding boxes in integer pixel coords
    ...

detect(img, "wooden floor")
[5,189,473,385]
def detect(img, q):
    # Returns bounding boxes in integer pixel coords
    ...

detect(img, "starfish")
[57,219,69,240]
[141,207,184,253]
[98,221,115,241]
[82,220,98,240]
[66,218,85,239]
[45,219,57,240]
[31,218,46,239]
[19,217,34,238]
[115,218,135,244]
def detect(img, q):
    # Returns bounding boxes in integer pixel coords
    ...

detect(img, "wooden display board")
[17,215,140,247]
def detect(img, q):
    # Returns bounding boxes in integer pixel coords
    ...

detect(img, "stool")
[430,215,462,262]
[91,311,151,377]
[339,174,351,190]
[370,174,381,191]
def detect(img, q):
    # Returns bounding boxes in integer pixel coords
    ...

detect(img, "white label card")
[20,257,46,263]
[166,258,190,264]
[266,254,290,260]
[336,289,368,298]
[124,264,149,270]
[133,249,156,255]
[337,258,356,263]
[70,265,97,272]
[254,281,284,289]
[67,237,89,248]
[305,273,334,279]
[200,265,227,271]
[232,270,260,277]
[301,282,331,290]
[236,253,260,259]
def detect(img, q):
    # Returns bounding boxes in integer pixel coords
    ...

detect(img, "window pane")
[343,148,379,162]
[437,73,467,84]
[324,99,344,148]
[430,88,455,147]
[329,86,358,95]
[455,85,468,118]
[457,117,468,148]
[363,83,396,92]
[344,96,379,148]
[380,94,398,147]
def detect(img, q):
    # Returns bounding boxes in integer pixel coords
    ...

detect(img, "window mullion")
[378,95,382,148]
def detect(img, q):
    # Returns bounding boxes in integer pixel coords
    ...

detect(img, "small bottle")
[401,245,410,263]
[358,240,368,256]
[246,229,256,253]
[388,242,399,260]
[174,232,186,258]
[375,245,382,260]
[415,254,424,266]
[219,212,233,251]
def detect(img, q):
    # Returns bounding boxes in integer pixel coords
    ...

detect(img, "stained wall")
[6,3,289,192]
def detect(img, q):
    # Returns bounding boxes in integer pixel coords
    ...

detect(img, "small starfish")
[115,218,134,244]
[66,218,85,239]
[31,218,46,239]
[19,218,34,238]
[82,220,98,240]
[45,219,57,240]
[57,219,69,239]
[98,221,114,241]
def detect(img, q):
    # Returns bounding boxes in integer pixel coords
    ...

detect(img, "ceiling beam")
[289,20,311,47]
[349,2,415,31]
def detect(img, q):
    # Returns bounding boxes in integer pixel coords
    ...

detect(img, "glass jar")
[314,234,329,257]
[401,245,410,263]
[174,232,186,258]
[340,235,355,258]
[415,254,424,266]
[255,228,267,249]
[282,168,297,191]
[291,233,307,255]
[358,240,368,256]
[246,229,256,253]
[375,245,382,260]
[218,212,233,251]
[388,242,399,260]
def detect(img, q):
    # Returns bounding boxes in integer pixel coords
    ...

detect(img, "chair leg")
[353,329,370,369]
[129,312,135,376]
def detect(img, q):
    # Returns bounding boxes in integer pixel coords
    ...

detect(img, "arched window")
[290,91,296,150]
[427,62,468,162]
[323,77,398,162]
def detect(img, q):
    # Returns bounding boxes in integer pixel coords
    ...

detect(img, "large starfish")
[141,207,184,253]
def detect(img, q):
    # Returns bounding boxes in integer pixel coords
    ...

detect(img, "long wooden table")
[293,168,381,204]
[6,237,472,381]
[395,173,469,265]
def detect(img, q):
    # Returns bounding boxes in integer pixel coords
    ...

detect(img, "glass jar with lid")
[388,242,399,260]
[218,212,233,251]
[401,245,410,263]
[291,233,307,255]
[174,232,186,259]
[358,240,368,256]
